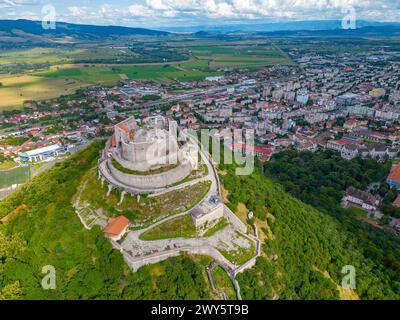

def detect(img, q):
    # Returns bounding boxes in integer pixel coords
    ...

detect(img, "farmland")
[37,63,223,85]
[188,43,291,68]
[0,37,292,109]
[0,74,89,109]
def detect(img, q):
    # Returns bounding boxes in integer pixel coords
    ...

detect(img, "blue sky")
[0,0,399,28]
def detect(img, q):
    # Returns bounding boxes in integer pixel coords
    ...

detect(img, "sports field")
[0,165,31,188]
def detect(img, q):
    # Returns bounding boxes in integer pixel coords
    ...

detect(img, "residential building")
[343,187,381,212]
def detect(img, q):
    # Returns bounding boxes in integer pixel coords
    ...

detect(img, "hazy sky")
[0,0,399,28]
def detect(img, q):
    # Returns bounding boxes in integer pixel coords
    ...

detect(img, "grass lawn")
[111,158,180,175]
[37,63,222,85]
[77,169,211,226]
[0,165,31,188]
[139,214,197,240]
[0,48,87,65]
[0,160,17,170]
[190,44,292,68]
[203,218,229,237]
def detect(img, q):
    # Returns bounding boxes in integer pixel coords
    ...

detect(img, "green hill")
[1,142,399,299]
[0,142,211,300]
[220,159,400,299]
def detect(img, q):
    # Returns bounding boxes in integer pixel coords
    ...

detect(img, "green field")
[0,166,31,188]
[0,38,293,109]
[140,214,197,240]
[0,48,84,65]
[188,43,291,68]
[37,63,222,84]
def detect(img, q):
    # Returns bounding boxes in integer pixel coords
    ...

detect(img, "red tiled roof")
[111,135,117,148]
[232,143,274,155]
[116,124,130,133]
[388,165,400,182]
[335,139,353,145]
[104,216,130,237]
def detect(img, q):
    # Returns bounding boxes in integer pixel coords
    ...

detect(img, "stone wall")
[194,203,224,228]
[113,148,180,172]
[124,245,236,272]
[107,159,193,190]
[223,205,247,234]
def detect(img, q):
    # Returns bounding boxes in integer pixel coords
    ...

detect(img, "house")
[326,139,352,152]
[361,143,398,161]
[393,195,400,208]
[341,144,359,160]
[343,187,381,212]
[344,119,357,131]
[231,143,275,160]
[104,216,130,241]
[387,165,400,190]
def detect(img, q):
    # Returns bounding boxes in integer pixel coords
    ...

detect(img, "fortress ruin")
[98,115,198,195]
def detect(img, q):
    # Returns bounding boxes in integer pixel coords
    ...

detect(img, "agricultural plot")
[37,63,222,84]
[0,74,89,109]
[0,47,140,67]
[0,38,292,108]
[0,165,31,188]
[188,43,292,68]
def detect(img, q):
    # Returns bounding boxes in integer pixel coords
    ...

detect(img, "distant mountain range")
[0,19,169,39]
[255,25,400,37]
[161,20,400,33]
[1,19,400,46]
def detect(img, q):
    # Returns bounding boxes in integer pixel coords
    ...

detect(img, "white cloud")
[3,0,399,26]
[128,4,155,17]
[68,6,85,17]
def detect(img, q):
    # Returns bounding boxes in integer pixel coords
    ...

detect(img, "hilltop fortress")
[98,115,198,195]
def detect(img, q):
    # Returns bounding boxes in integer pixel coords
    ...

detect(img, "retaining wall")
[107,159,193,190]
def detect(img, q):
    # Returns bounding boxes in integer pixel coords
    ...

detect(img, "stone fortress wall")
[112,148,181,172]
[107,158,193,190]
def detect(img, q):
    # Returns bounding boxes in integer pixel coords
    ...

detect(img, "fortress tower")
[99,116,198,194]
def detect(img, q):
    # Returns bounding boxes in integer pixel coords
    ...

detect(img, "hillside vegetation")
[219,158,400,299]
[1,142,399,299]
[0,141,211,299]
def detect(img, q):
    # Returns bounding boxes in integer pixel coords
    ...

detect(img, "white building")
[19,144,66,163]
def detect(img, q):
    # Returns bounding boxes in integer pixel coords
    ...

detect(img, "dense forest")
[0,142,211,299]
[264,149,392,216]
[217,150,400,299]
